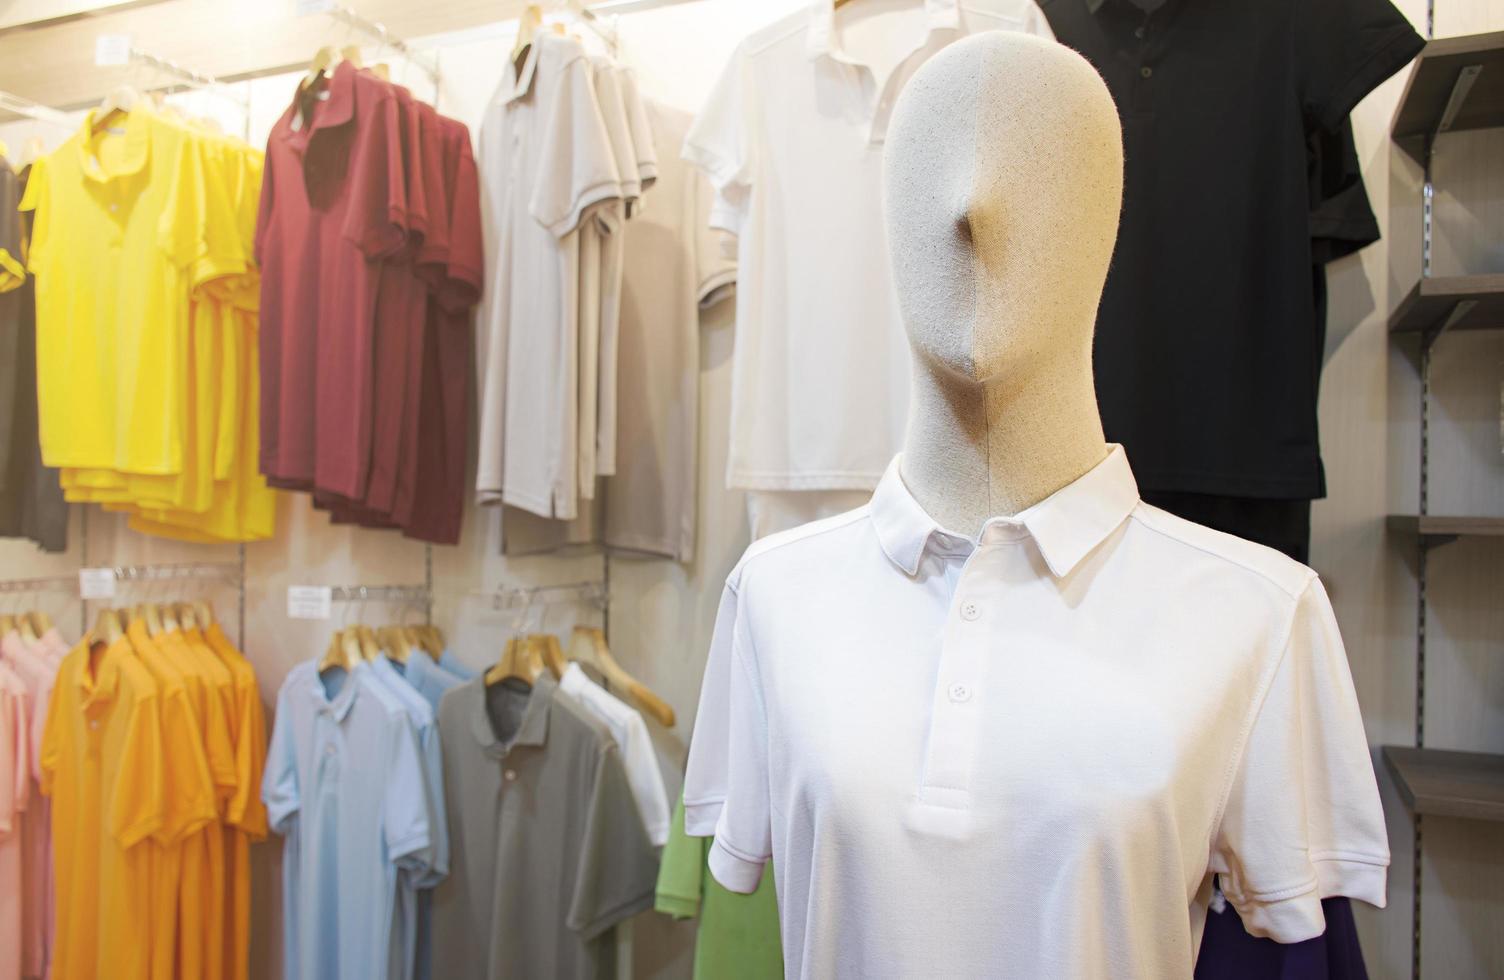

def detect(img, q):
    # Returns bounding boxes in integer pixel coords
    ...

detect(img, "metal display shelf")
[1391,30,1504,165]
[1383,746,1504,822]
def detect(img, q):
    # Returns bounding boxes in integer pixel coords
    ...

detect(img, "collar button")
[959,600,981,622]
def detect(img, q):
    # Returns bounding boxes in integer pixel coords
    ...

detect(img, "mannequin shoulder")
[727,506,876,592]
[1128,503,1317,602]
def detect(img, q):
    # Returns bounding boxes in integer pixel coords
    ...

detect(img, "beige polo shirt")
[431,674,658,979]
[501,101,736,561]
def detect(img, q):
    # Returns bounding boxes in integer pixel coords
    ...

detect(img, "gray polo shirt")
[432,672,658,980]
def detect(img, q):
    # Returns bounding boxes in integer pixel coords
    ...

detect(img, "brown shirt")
[431,673,658,979]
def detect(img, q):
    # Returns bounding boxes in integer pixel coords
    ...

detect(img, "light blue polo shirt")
[389,651,466,714]
[371,655,454,980]
[263,660,434,980]
[439,648,477,681]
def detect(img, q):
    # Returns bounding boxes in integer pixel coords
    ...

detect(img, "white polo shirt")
[475,33,622,518]
[684,0,1052,491]
[559,663,672,847]
[684,447,1388,979]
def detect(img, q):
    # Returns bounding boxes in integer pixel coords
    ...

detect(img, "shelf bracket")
[1433,63,1484,142]
[1420,298,1479,351]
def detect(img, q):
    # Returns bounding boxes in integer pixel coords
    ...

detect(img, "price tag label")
[78,568,117,600]
[287,586,333,621]
[94,34,131,67]
[294,0,335,16]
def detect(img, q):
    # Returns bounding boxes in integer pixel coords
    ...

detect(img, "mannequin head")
[883,31,1123,386]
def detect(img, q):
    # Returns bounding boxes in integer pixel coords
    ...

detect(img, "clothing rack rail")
[96,561,243,587]
[0,89,73,127]
[128,47,249,107]
[482,581,610,612]
[326,4,441,84]
[0,574,83,595]
[329,583,431,605]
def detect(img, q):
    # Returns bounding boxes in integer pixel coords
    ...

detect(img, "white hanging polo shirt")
[683,0,1053,492]
[475,32,623,519]
[684,446,1389,979]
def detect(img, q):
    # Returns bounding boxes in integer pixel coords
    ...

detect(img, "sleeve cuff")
[707,203,743,237]
[1321,25,1425,131]
[536,181,623,240]
[654,892,699,920]
[1314,854,1388,908]
[697,270,737,310]
[707,836,767,895]
[681,140,742,195]
[1220,876,1326,944]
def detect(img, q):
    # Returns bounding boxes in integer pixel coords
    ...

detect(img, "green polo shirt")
[655,795,783,979]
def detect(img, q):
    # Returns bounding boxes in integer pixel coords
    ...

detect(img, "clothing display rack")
[329,583,433,625]
[323,4,442,85]
[485,580,611,612]
[1381,8,1504,979]
[0,573,81,595]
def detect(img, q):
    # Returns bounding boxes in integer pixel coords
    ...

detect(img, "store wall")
[2,1,1500,978]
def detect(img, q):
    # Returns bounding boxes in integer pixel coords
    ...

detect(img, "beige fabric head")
[884,30,1123,384]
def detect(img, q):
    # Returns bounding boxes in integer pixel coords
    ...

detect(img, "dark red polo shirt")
[255,60,408,496]
[397,117,483,545]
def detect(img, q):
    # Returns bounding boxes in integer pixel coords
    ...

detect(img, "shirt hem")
[571,888,656,943]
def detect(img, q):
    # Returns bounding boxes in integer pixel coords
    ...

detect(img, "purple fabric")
[1197,896,1368,980]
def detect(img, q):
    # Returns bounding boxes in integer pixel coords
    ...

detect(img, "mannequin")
[885,29,1122,535]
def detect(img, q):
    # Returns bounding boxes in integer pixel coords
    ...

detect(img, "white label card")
[94,34,131,67]
[78,568,117,600]
[294,0,335,16]
[287,586,334,621]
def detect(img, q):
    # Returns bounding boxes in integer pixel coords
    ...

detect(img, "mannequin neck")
[899,343,1109,537]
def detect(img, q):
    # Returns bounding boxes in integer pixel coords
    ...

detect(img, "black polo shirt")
[1042,0,1422,499]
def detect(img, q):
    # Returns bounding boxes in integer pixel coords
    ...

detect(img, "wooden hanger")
[535,633,568,680]
[379,625,411,665]
[570,626,675,727]
[485,636,544,687]
[350,624,380,662]
[194,599,215,627]
[421,625,446,659]
[93,607,125,644]
[161,602,181,634]
[0,614,14,636]
[134,603,165,637]
[18,137,46,170]
[176,602,198,631]
[512,4,544,66]
[18,613,39,644]
[28,610,51,636]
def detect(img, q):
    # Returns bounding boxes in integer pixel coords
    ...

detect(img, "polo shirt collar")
[871,445,1140,580]
[806,0,960,61]
[470,671,556,758]
[76,634,125,710]
[503,38,541,104]
[77,106,151,184]
[308,662,361,723]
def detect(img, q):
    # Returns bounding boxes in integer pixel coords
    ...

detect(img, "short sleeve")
[37,672,62,799]
[382,710,433,870]
[228,672,270,840]
[683,49,753,234]
[567,742,659,941]
[261,681,301,835]
[618,709,671,847]
[343,85,409,258]
[1308,120,1379,265]
[16,155,49,273]
[160,139,248,292]
[654,796,706,920]
[1211,577,1389,944]
[593,61,642,203]
[153,689,218,845]
[617,68,659,193]
[442,133,485,312]
[1296,0,1423,131]
[694,168,737,309]
[253,145,275,268]
[412,722,450,889]
[529,50,623,239]
[109,690,166,849]
[684,575,773,895]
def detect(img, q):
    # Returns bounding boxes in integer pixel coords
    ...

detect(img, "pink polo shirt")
[0,659,28,980]
[2,631,59,980]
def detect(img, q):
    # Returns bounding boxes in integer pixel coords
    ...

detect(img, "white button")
[959,600,981,622]
[504,769,518,782]
[948,683,972,704]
